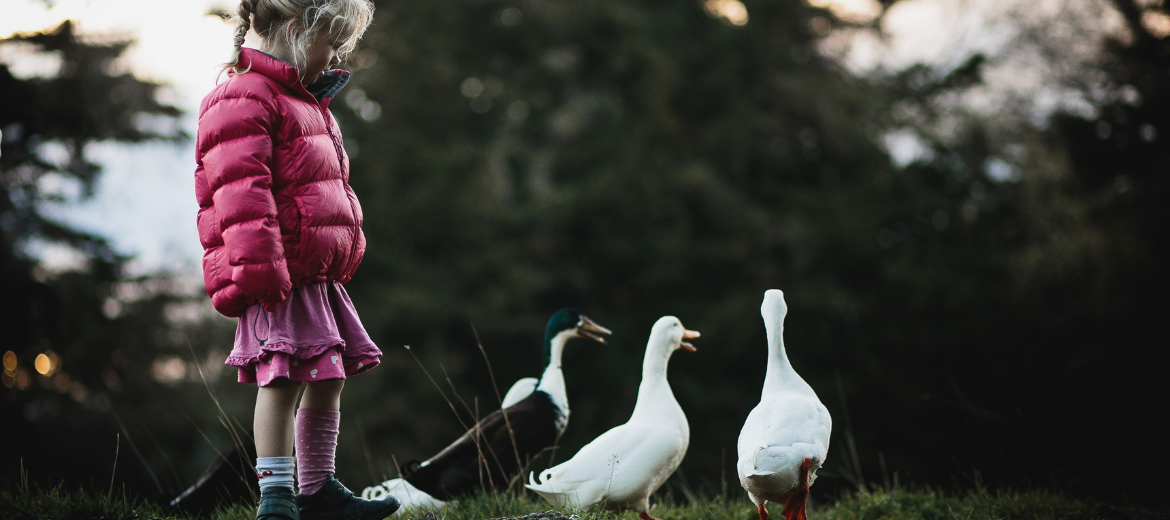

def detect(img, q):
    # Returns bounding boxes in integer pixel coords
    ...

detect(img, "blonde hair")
[226,0,375,77]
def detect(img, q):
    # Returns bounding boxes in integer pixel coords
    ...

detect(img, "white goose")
[737,290,831,520]
[526,317,699,520]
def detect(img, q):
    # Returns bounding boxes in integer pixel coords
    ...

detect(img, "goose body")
[527,317,699,519]
[737,290,831,520]
[368,310,610,505]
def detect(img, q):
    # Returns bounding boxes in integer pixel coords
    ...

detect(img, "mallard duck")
[526,316,699,520]
[362,309,611,507]
[737,290,831,520]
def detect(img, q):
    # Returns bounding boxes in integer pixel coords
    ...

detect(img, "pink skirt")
[227,282,381,387]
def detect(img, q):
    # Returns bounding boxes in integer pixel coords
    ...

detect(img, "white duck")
[527,316,699,520]
[360,478,446,511]
[737,290,831,520]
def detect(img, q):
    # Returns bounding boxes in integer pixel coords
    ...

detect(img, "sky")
[3,0,237,279]
[1,0,1116,283]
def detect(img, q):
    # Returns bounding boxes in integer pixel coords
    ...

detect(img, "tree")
[324,0,1166,503]
[0,21,229,497]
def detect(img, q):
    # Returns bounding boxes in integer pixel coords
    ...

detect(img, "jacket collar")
[307,71,349,105]
[235,47,350,108]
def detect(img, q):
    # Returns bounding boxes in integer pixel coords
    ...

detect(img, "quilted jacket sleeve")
[196,91,291,312]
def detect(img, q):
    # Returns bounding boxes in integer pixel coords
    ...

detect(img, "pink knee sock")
[295,408,340,495]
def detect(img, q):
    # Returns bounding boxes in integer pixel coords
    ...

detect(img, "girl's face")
[301,31,345,85]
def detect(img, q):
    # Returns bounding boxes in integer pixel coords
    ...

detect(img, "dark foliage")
[326,0,1167,505]
[3,0,1168,508]
[0,22,235,501]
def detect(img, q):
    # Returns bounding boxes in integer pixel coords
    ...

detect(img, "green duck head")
[542,309,611,369]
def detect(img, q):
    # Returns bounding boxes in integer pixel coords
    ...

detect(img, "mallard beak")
[577,315,613,344]
[680,329,700,352]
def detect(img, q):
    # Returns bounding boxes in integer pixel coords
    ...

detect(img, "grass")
[2,483,1165,520]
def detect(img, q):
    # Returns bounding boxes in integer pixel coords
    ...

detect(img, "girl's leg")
[296,380,344,496]
[255,381,302,457]
[254,381,302,520]
[300,379,344,411]
[295,378,400,519]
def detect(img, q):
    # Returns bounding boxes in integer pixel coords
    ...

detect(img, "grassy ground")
[1,484,1163,520]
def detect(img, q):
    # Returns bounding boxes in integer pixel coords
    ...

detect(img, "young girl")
[193,1,396,519]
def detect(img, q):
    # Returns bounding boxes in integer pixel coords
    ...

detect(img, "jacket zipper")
[323,107,362,278]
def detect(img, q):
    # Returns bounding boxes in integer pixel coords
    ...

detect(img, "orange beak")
[680,329,700,352]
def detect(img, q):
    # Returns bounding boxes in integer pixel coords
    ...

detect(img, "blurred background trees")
[0,20,240,496]
[3,0,1167,508]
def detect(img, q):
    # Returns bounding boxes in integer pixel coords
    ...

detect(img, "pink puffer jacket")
[195,48,365,318]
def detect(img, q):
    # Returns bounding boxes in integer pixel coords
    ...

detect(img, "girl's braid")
[229,0,257,73]
[222,0,374,78]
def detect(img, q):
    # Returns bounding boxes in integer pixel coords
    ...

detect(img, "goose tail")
[523,469,556,492]
[526,471,543,489]
[525,469,570,507]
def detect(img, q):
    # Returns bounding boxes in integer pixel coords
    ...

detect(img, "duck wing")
[502,378,539,408]
[406,390,562,500]
[528,422,687,508]
[738,393,831,478]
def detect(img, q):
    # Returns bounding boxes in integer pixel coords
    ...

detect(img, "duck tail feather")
[526,472,553,493]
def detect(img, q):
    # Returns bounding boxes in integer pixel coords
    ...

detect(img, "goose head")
[761,289,787,346]
[542,309,612,368]
[648,316,701,355]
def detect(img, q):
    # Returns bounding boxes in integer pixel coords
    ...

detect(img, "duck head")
[638,316,700,383]
[648,316,701,354]
[761,289,787,345]
[543,309,612,368]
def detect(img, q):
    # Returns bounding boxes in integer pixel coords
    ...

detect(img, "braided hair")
[222,0,374,79]
[226,0,257,73]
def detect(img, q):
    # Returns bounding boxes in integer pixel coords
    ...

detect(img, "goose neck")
[762,334,799,393]
[630,344,680,421]
[630,377,679,421]
[641,343,674,381]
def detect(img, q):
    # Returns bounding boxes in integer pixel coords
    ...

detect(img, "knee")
[306,379,344,397]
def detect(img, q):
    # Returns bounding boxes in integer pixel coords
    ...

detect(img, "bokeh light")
[15,369,30,389]
[69,381,88,402]
[2,350,15,372]
[150,357,187,385]
[34,353,51,375]
[807,0,882,24]
[704,0,749,26]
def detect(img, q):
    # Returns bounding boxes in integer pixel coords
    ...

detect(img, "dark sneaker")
[297,474,401,520]
[257,486,299,520]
